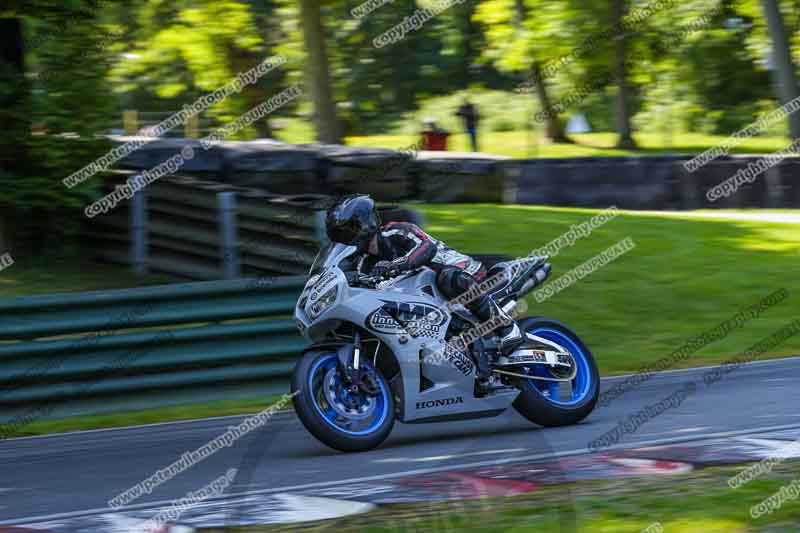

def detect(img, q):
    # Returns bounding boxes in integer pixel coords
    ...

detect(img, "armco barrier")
[504,156,799,209]
[113,137,799,208]
[87,173,425,281]
[0,277,307,429]
[88,174,329,280]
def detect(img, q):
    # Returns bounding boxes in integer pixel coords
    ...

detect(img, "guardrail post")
[502,161,520,204]
[131,189,149,275]
[123,110,139,136]
[311,209,328,247]
[218,191,240,279]
[185,114,199,139]
[765,166,785,207]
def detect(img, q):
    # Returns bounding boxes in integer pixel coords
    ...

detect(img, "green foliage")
[390,89,537,135]
[0,0,116,252]
[325,0,514,135]
[109,0,294,138]
[28,12,117,136]
[0,137,111,253]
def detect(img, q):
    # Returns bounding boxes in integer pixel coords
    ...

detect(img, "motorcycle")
[291,243,599,452]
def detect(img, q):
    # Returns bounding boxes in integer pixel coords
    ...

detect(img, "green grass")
[3,395,285,439]
[345,131,796,159]
[208,461,800,532]
[0,251,172,298]
[417,205,800,375]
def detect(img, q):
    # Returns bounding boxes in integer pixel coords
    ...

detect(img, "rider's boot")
[475,298,524,355]
[498,321,524,355]
[471,338,498,397]
[472,338,491,379]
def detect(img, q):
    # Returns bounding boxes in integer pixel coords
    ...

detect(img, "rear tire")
[511,317,599,427]
[292,349,395,452]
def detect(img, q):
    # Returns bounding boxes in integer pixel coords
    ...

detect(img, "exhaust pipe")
[517,263,551,298]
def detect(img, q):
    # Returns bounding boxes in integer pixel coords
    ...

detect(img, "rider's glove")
[372,261,399,279]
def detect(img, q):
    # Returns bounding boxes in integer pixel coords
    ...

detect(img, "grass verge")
[205,461,800,532]
[417,205,800,375]
[345,131,796,159]
[0,250,172,297]
[2,395,285,439]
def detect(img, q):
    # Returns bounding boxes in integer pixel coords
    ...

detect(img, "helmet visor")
[326,219,361,245]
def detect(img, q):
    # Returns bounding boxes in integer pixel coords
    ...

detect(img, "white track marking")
[669,426,713,434]
[5,422,800,527]
[602,355,800,382]
[374,447,526,463]
[272,494,375,522]
[735,438,800,459]
[101,513,196,533]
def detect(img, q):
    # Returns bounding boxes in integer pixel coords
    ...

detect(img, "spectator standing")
[456,99,479,151]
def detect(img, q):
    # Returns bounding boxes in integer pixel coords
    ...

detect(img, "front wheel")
[511,317,599,427]
[292,349,395,452]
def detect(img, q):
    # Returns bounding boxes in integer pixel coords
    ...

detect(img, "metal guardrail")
[504,156,800,209]
[89,175,328,280]
[0,277,307,427]
[87,172,426,282]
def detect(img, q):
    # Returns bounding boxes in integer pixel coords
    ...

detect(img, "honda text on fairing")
[291,243,599,452]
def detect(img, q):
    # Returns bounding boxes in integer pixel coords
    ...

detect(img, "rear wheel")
[511,317,599,426]
[292,349,395,452]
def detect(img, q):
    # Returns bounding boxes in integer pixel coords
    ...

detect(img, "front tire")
[511,317,599,427]
[292,349,395,452]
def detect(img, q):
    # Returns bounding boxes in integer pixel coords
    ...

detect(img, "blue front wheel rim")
[308,353,389,436]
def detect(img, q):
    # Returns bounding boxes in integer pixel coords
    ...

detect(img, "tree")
[612,0,637,149]
[0,19,27,144]
[761,0,800,139]
[474,0,568,143]
[0,18,27,250]
[111,0,291,140]
[299,0,341,143]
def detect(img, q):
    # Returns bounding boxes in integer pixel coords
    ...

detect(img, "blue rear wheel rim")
[308,353,389,436]
[523,327,592,406]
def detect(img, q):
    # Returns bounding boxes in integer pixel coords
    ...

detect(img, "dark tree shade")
[0,18,28,144]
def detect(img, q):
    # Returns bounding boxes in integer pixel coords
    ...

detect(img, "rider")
[324,194,524,356]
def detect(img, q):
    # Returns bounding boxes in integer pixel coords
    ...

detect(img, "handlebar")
[344,271,382,288]
[357,273,382,287]
[346,268,424,288]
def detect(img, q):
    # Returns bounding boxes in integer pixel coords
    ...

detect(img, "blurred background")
[2,2,800,531]
[2,0,800,264]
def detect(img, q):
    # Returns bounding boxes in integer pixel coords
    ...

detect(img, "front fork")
[344,330,363,387]
[339,330,380,395]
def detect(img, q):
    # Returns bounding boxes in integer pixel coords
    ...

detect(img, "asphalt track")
[2,356,800,530]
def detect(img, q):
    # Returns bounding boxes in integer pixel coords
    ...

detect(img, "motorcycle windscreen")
[309,242,359,276]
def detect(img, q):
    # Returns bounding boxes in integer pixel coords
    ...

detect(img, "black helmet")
[325,194,381,250]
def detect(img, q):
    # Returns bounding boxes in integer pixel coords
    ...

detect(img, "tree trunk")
[298,0,341,144]
[513,0,568,143]
[762,0,800,139]
[613,0,637,149]
[0,18,28,251]
[254,119,273,139]
[532,62,569,143]
[243,85,274,139]
[0,18,27,151]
